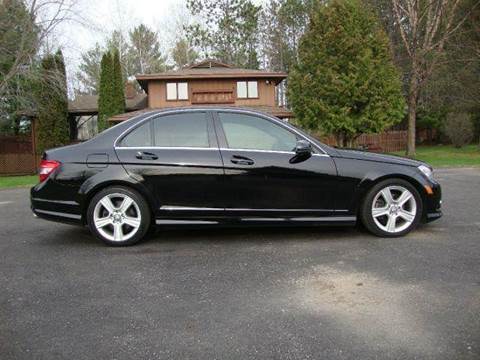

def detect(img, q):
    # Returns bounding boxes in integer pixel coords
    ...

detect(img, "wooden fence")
[0,135,37,175]
[320,130,407,153]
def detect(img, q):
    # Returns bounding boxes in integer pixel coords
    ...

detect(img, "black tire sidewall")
[361,179,423,237]
[87,186,151,246]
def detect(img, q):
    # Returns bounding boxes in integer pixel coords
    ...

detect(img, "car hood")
[333,148,425,168]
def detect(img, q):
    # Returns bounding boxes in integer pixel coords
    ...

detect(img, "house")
[107,59,293,123]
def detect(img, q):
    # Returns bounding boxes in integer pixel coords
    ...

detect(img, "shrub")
[444,113,474,148]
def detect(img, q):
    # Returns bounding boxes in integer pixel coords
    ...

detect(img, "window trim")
[113,108,329,155]
[166,82,189,101]
[236,80,259,99]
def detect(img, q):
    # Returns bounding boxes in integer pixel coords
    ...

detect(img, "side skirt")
[155,216,357,227]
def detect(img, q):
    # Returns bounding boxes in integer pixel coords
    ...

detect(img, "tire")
[360,178,423,237]
[87,186,151,246]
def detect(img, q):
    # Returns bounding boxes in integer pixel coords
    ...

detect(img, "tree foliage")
[75,43,103,95]
[261,0,313,72]
[112,49,125,115]
[185,0,261,68]
[36,50,69,153]
[97,49,125,132]
[127,24,167,74]
[97,52,113,131]
[444,113,474,148]
[171,38,199,69]
[288,0,405,146]
[77,24,167,94]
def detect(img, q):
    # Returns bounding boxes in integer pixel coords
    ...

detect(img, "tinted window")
[120,121,152,147]
[154,112,209,147]
[219,113,297,152]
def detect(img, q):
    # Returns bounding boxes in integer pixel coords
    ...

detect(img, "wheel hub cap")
[93,193,141,242]
[371,185,417,234]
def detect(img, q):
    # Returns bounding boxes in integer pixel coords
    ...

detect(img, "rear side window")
[153,112,209,148]
[120,121,152,147]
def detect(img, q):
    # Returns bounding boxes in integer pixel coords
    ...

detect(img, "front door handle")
[135,151,158,160]
[231,155,254,166]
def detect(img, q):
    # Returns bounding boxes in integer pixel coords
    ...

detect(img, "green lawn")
[392,144,480,167]
[0,175,38,189]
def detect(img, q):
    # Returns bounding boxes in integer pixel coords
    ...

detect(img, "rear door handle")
[135,151,158,160]
[231,155,254,166]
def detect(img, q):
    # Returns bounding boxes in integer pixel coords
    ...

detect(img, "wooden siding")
[148,79,276,108]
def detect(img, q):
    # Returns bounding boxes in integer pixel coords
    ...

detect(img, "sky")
[48,0,264,92]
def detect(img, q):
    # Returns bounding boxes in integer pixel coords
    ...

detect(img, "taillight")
[39,160,61,182]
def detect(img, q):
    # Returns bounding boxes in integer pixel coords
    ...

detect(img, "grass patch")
[392,144,480,167]
[0,175,38,189]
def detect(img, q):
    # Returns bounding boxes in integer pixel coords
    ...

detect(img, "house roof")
[136,60,287,92]
[108,105,294,123]
[68,93,147,116]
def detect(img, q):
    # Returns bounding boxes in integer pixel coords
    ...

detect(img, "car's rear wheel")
[87,186,151,246]
[361,179,422,237]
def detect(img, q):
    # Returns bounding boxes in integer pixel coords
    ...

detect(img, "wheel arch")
[355,173,428,221]
[79,180,156,225]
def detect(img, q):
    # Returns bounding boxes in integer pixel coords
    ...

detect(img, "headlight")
[418,165,433,179]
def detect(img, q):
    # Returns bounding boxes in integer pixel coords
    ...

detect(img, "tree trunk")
[406,67,419,158]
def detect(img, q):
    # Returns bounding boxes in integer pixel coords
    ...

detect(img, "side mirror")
[294,140,312,155]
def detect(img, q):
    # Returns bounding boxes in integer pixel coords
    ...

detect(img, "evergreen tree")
[36,50,69,153]
[112,49,125,115]
[97,49,125,132]
[127,24,167,74]
[97,52,113,131]
[288,0,405,147]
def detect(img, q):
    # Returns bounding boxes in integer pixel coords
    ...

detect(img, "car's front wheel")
[87,186,151,246]
[361,179,423,237]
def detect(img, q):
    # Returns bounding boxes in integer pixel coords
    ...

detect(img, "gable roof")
[68,93,147,116]
[136,60,287,92]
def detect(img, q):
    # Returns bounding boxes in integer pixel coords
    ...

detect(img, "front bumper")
[423,181,442,223]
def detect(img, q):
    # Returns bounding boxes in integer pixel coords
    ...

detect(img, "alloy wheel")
[93,193,141,242]
[371,185,417,234]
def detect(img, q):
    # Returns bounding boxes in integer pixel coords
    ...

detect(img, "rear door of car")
[115,110,225,219]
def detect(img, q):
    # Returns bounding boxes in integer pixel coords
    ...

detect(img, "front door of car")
[213,111,338,218]
[115,111,224,219]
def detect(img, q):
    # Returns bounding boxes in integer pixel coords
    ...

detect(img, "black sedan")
[31,107,442,246]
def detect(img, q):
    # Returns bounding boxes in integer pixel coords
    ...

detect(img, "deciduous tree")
[391,0,478,156]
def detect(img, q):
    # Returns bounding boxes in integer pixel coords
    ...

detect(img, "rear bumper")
[31,183,83,225]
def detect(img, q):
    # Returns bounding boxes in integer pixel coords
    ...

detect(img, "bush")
[444,113,474,148]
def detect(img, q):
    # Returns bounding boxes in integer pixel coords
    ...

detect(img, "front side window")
[120,121,152,147]
[166,82,188,100]
[154,112,209,147]
[219,112,297,152]
[237,81,258,99]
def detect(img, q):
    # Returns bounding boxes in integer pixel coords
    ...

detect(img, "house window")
[166,82,188,100]
[237,81,258,99]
